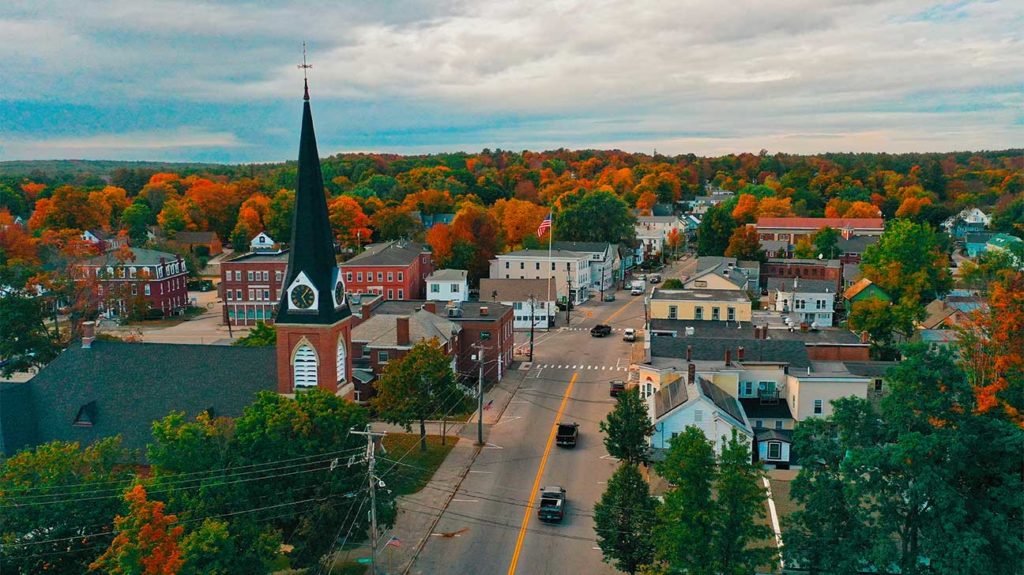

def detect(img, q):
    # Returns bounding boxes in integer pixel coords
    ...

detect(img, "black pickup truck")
[556,422,579,448]
[538,486,567,523]
[590,324,612,337]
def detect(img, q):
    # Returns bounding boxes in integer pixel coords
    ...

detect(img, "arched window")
[293,344,318,390]
[336,336,347,384]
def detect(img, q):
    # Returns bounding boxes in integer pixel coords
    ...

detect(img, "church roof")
[276,82,351,326]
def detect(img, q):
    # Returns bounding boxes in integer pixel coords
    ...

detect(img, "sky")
[1,0,1022,163]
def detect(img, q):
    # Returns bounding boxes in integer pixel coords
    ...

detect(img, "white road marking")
[469,470,493,474]
[484,443,504,449]
[453,499,480,503]
[494,416,522,427]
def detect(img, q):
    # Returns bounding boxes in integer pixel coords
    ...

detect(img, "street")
[410,282,648,575]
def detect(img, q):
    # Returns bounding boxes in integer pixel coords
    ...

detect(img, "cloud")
[1,128,246,161]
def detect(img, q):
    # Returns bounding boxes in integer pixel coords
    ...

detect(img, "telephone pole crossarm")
[351,424,387,575]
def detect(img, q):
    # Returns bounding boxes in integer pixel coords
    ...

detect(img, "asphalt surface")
[410,280,649,575]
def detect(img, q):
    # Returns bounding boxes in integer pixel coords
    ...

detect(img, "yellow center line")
[507,372,578,575]
[604,291,642,325]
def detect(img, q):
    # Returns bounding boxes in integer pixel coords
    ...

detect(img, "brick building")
[219,250,289,326]
[78,248,189,318]
[759,258,843,292]
[752,217,884,258]
[341,240,433,301]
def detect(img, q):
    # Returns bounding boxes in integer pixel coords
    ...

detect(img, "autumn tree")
[450,203,503,283]
[665,227,683,258]
[265,189,294,242]
[372,339,462,452]
[90,484,185,575]
[121,202,153,246]
[328,195,372,248]
[636,191,658,215]
[861,219,951,303]
[724,226,765,262]
[731,194,759,224]
[756,196,794,217]
[370,206,422,240]
[490,197,547,248]
[697,203,736,256]
[157,196,194,237]
[400,189,455,215]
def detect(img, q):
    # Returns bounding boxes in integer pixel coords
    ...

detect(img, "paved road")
[410,287,646,575]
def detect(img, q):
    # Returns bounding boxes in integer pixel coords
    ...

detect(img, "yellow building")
[648,289,752,322]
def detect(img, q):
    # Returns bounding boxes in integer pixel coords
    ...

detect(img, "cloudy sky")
[1,0,1022,162]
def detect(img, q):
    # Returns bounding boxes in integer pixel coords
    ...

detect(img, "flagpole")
[547,214,553,305]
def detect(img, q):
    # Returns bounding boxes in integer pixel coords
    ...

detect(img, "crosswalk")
[533,364,629,372]
[558,327,627,332]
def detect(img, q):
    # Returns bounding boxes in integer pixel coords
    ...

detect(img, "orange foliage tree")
[724,226,765,261]
[400,189,455,215]
[231,194,271,243]
[757,197,794,217]
[0,209,40,265]
[183,177,240,239]
[731,194,759,223]
[635,192,657,215]
[894,196,932,218]
[328,196,372,248]
[90,484,184,575]
[450,204,503,283]
[425,222,454,263]
[490,198,548,248]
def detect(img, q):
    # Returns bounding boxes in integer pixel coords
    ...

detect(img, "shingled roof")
[344,240,429,267]
[0,341,277,459]
[650,335,810,369]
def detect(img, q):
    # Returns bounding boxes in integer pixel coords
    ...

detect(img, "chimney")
[737,346,745,362]
[82,321,96,349]
[396,316,410,346]
[686,345,692,362]
[753,325,761,340]
[794,276,800,289]
[860,330,869,344]
[725,348,732,366]
[480,306,489,316]
[687,362,696,383]
[423,302,437,314]
[361,301,375,319]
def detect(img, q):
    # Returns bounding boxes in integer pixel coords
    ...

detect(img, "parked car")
[648,274,661,283]
[556,423,579,448]
[590,324,612,337]
[609,380,626,397]
[622,328,636,342]
[603,293,616,302]
[538,486,567,523]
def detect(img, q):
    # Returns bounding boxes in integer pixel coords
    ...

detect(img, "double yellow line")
[506,372,578,575]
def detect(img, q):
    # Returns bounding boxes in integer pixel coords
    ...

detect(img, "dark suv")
[609,380,626,397]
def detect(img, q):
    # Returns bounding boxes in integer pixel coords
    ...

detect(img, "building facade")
[490,249,592,305]
[426,269,468,302]
[78,248,189,318]
[552,241,619,297]
[769,277,837,328]
[341,240,434,301]
[480,277,557,330]
[647,289,753,322]
[760,258,842,292]
[220,250,289,326]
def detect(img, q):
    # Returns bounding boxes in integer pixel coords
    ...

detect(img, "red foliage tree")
[90,484,184,575]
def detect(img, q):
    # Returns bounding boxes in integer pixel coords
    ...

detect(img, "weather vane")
[298,41,312,100]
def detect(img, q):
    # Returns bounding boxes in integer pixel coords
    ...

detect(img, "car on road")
[590,324,612,337]
[622,328,637,342]
[648,274,661,283]
[538,486,566,523]
[630,285,644,295]
[603,293,616,302]
[555,422,579,448]
[609,379,626,397]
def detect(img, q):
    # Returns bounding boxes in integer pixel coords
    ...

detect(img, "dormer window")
[73,401,97,427]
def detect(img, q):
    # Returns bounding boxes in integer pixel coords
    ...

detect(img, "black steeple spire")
[276,80,351,325]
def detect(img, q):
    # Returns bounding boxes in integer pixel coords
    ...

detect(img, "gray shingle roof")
[352,309,460,348]
[648,319,863,345]
[739,398,793,421]
[84,247,182,267]
[755,428,793,443]
[551,241,611,256]
[498,249,586,259]
[480,278,557,303]
[767,277,836,294]
[650,288,749,302]
[650,335,811,369]
[428,269,468,282]
[842,361,897,378]
[344,241,428,266]
[0,341,277,459]
[172,231,219,243]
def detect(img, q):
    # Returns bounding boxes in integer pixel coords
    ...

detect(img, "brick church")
[0,81,355,459]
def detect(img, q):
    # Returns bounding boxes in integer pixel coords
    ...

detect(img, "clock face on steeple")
[290,285,315,309]
[334,281,346,308]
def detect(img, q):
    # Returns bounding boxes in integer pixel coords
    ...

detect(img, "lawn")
[378,433,457,497]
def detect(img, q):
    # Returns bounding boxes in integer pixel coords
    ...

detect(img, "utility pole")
[473,343,484,446]
[528,294,536,362]
[565,278,572,326]
[351,424,387,575]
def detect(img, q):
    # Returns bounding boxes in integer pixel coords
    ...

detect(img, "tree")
[90,484,185,575]
[654,427,717,574]
[179,519,235,575]
[0,277,59,376]
[0,438,136,575]
[450,203,504,284]
[328,195,372,248]
[372,339,461,452]
[724,226,765,262]
[231,322,276,346]
[731,194,759,224]
[636,191,658,215]
[661,278,684,289]
[665,228,683,259]
[812,226,839,259]
[861,219,951,304]
[425,222,455,264]
[121,202,153,246]
[157,196,193,237]
[599,387,652,465]
[0,209,40,265]
[756,196,794,218]
[697,203,736,256]
[370,207,422,240]
[266,189,294,242]
[793,237,815,259]
[847,297,922,358]
[489,197,547,248]
[594,464,657,574]
[712,431,776,574]
[554,189,635,244]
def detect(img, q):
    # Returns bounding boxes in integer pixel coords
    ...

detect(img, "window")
[336,337,347,384]
[248,289,255,300]
[129,267,136,278]
[144,284,151,296]
[813,399,823,414]
[668,305,678,319]
[741,381,753,396]
[377,272,383,282]
[712,307,720,321]
[695,280,707,288]
[694,409,703,423]
[795,299,805,310]
[520,262,525,270]
[275,271,283,283]
[263,290,270,300]
[431,283,440,293]
[346,272,353,282]
[775,420,783,430]
[755,420,763,428]
[535,262,540,270]
[451,284,459,292]
[481,331,491,340]
[767,441,782,460]
[378,351,390,363]
[247,271,254,281]
[262,271,269,281]
[357,272,363,282]
[505,262,509,269]
[387,272,394,282]
[226,290,233,301]
[397,272,404,282]
[293,344,318,390]
[131,284,138,295]
[387,289,394,300]
[727,307,735,321]
[398,289,404,299]
[234,271,241,281]
[235,289,242,300]
[694,306,703,320]
[874,378,883,393]
[514,302,523,310]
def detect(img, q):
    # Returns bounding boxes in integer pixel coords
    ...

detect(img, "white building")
[551,241,619,297]
[648,373,752,455]
[768,277,836,328]
[249,231,280,253]
[634,215,685,262]
[426,269,468,302]
[490,249,591,305]
[479,277,556,330]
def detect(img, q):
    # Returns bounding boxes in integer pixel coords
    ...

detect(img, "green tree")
[654,427,717,574]
[0,284,60,377]
[861,219,951,303]
[660,278,684,289]
[554,189,635,244]
[266,189,294,242]
[121,202,153,246]
[812,226,839,259]
[847,296,923,358]
[712,430,776,574]
[179,519,235,575]
[370,207,422,240]
[231,322,276,346]
[697,203,736,256]
[594,463,657,574]
[371,339,461,452]
[599,387,652,465]
[0,438,136,575]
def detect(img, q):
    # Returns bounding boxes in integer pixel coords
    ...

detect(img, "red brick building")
[341,240,433,301]
[78,247,189,318]
[219,249,289,326]
[759,258,843,292]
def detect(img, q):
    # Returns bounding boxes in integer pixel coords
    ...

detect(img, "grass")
[755,469,802,573]
[378,433,457,496]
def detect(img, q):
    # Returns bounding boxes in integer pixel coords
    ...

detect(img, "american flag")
[536,213,552,237]
[385,536,402,548]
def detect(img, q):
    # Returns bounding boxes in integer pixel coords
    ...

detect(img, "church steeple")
[276,80,351,325]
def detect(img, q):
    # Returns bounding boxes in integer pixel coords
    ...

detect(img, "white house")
[489,249,591,305]
[250,231,281,253]
[426,269,468,302]
[648,374,753,454]
[635,215,684,262]
[551,241,619,297]
[768,277,836,328]
[479,277,556,330]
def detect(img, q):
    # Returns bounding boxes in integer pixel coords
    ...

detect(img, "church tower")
[275,78,353,397]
